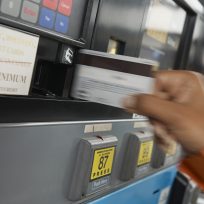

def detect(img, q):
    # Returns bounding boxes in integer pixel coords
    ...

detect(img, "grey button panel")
[1,0,22,17]
[21,0,39,23]
[0,0,71,36]
[30,0,41,3]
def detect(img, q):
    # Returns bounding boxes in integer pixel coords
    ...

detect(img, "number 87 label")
[90,147,115,180]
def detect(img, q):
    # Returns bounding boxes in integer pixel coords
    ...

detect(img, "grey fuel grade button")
[21,0,40,23]
[68,135,118,201]
[151,143,166,169]
[1,0,22,17]
[120,131,154,181]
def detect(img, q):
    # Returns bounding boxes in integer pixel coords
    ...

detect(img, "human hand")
[123,71,204,153]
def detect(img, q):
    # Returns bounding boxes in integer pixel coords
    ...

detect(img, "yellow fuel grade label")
[90,147,115,180]
[137,140,154,166]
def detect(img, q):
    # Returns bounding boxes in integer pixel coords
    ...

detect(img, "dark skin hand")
[123,71,204,153]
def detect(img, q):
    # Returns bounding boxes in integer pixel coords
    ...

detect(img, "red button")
[43,0,59,10]
[58,0,72,16]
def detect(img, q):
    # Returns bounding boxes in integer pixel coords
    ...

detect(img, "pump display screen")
[139,0,187,69]
[0,0,89,41]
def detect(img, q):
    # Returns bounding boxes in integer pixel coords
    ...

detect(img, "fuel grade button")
[68,135,118,201]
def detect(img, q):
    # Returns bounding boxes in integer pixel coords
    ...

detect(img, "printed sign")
[137,140,154,166]
[0,25,39,95]
[91,147,115,180]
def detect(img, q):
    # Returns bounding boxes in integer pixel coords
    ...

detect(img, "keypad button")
[30,0,41,3]
[58,0,72,16]
[39,7,55,29]
[43,0,58,10]
[0,0,22,17]
[55,13,69,33]
[21,1,39,23]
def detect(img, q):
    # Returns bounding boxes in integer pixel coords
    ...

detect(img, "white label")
[84,123,113,133]
[94,123,112,132]
[159,187,171,204]
[134,121,150,128]
[132,114,148,120]
[84,124,94,133]
[0,26,39,95]
[91,177,109,190]
[72,65,154,108]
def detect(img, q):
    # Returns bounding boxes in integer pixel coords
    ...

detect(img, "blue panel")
[90,166,177,204]
[39,7,55,29]
[55,13,69,33]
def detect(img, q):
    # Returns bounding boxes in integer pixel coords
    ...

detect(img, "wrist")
[200,149,204,156]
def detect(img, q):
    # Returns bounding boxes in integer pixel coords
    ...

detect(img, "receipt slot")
[120,132,154,181]
[69,135,118,201]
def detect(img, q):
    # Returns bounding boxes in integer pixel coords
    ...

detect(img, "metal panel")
[0,121,180,204]
[89,166,177,204]
[0,97,132,123]
[90,0,150,57]
[200,0,204,6]
[187,15,204,73]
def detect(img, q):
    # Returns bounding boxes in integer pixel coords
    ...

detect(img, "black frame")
[173,0,197,69]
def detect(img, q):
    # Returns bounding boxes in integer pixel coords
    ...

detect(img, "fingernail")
[122,96,137,108]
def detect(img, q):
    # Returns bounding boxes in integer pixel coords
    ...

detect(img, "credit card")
[71,50,156,108]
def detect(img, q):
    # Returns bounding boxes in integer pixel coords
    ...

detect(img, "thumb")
[123,94,186,126]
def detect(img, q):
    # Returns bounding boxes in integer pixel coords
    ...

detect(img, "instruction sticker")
[0,25,39,95]
[137,141,154,166]
[91,147,115,180]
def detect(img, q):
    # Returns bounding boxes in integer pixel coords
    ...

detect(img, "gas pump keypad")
[0,0,73,34]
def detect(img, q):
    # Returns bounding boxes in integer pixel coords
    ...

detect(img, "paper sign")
[0,25,39,95]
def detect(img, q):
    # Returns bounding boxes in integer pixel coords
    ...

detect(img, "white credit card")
[71,50,156,108]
